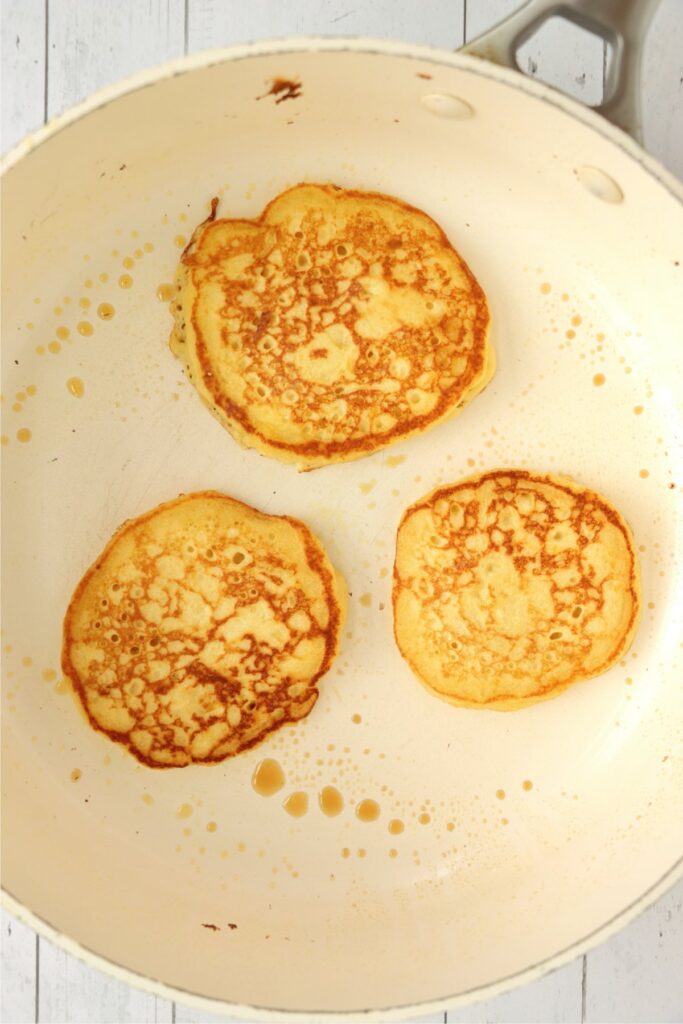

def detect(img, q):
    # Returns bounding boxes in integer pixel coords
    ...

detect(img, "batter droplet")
[356,798,380,822]
[283,791,309,817]
[252,758,285,796]
[319,785,344,817]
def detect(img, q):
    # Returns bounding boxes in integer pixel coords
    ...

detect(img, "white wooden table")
[2,2,682,1022]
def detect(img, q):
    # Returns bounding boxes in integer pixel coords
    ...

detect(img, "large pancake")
[62,492,345,766]
[393,470,641,710]
[170,183,493,469]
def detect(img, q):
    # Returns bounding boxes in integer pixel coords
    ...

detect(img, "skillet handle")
[461,0,660,143]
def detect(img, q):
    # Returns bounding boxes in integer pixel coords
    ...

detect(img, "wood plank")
[465,0,605,105]
[172,999,443,1022]
[0,909,37,1024]
[46,0,186,119]
[0,0,46,151]
[173,1004,241,1024]
[37,932,173,1024]
[187,0,466,52]
[583,877,683,1023]
[446,959,582,1023]
[464,0,519,39]
[642,0,683,178]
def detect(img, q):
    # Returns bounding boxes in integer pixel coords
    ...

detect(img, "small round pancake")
[170,183,493,469]
[62,492,345,766]
[393,470,640,710]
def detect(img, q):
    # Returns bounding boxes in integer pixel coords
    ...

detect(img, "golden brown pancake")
[62,492,345,766]
[393,470,640,710]
[170,183,493,469]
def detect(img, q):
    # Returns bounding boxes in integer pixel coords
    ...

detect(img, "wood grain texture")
[0,0,45,152]
[583,882,683,1023]
[187,0,466,52]
[0,909,36,1024]
[46,0,186,119]
[172,1000,445,1022]
[642,0,683,177]
[173,1004,251,1024]
[447,959,583,1024]
[37,937,173,1024]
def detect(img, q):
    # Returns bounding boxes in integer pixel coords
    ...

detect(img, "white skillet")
[2,0,682,1018]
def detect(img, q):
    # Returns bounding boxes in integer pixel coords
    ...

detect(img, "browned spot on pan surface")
[258,78,302,103]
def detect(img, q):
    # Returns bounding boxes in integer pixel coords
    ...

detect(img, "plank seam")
[581,954,587,1023]
[43,0,49,123]
[35,931,40,1024]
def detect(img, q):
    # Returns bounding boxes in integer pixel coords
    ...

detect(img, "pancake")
[393,470,640,710]
[62,492,345,766]
[170,183,493,469]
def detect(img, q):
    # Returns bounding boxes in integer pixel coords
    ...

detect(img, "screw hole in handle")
[460,0,660,143]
